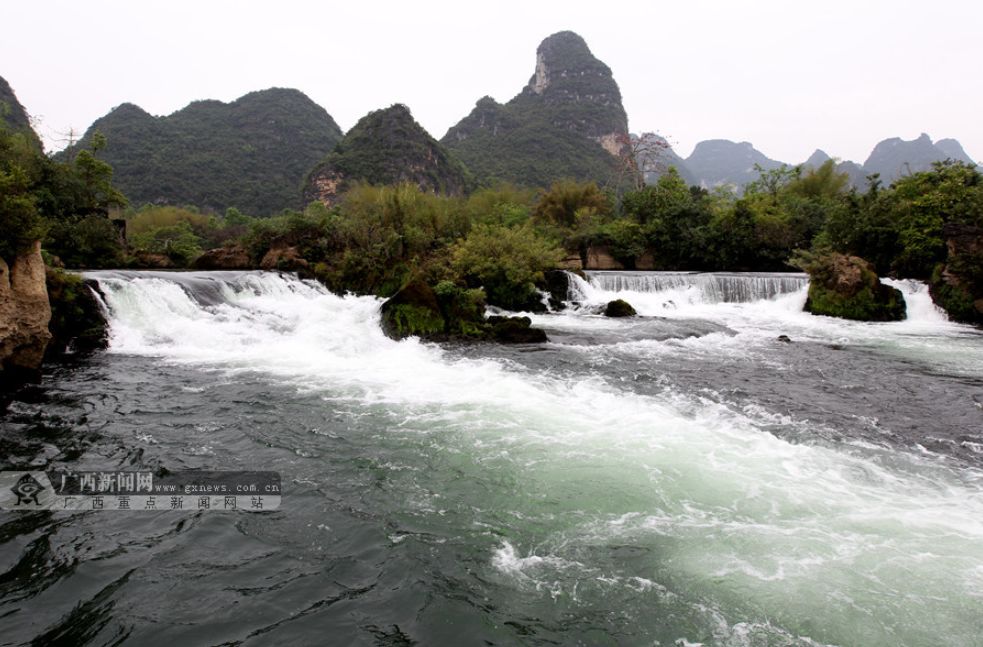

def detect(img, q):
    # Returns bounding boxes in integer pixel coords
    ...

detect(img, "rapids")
[1,270,982,646]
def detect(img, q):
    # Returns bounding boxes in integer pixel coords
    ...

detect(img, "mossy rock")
[929,264,983,324]
[801,253,905,321]
[380,279,549,343]
[604,299,637,317]
[379,280,445,340]
[45,268,108,357]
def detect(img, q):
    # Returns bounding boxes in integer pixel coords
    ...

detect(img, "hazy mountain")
[442,31,630,189]
[304,104,472,205]
[836,160,869,189]
[678,135,977,192]
[0,75,42,149]
[935,138,975,164]
[863,133,974,184]
[685,140,784,189]
[803,149,832,168]
[63,88,343,215]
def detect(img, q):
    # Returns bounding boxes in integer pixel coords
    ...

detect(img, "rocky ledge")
[0,242,52,384]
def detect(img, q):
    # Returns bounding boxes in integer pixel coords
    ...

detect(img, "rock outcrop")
[543,270,571,310]
[192,244,252,270]
[0,242,52,381]
[442,31,631,189]
[45,269,108,358]
[260,244,310,274]
[604,299,637,317]
[380,280,548,343]
[930,223,983,324]
[585,245,624,270]
[305,104,472,206]
[801,253,906,321]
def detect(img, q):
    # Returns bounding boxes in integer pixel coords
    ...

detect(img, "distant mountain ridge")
[62,88,343,214]
[685,140,784,189]
[17,34,978,209]
[651,134,978,191]
[441,31,631,189]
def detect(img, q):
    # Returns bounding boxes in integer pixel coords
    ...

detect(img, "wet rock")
[486,315,549,344]
[543,270,570,311]
[604,299,637,317]
[45,269,108,358]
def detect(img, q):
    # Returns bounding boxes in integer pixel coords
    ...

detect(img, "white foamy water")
[87,270,983,646]
[558,270,983,377]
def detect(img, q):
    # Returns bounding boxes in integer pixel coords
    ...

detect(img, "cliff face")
[0,242,52,380]
[517,31,629,152]
[304,104,472,205]
[442,31,631,189]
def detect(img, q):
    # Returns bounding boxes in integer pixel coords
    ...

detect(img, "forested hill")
[0,75,42,149]
[441,31,632,189]
[304,104,473,205]
[62,88,343,215]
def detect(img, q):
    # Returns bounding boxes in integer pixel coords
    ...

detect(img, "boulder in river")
[486,315,549,343]
[604,299,637,317]
[44,269,108,358]
[800,253,905,321]
[380,280,445,340]
[380,280,549,343]
[542,270,570,311]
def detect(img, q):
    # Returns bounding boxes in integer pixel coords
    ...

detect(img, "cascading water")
[584,270,810,303]
[2,270,982,646]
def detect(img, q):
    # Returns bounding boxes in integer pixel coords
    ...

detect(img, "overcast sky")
[3,0,980,164]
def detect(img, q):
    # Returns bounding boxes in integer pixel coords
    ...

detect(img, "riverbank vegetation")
[2,115,981,323]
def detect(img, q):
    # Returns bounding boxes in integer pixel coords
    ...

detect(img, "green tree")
[130,221,203,266]
[0,127,46,262]
[451,223,563,310]
[533,179,611,230]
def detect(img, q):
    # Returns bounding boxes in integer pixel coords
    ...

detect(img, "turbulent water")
[2,269,983,646]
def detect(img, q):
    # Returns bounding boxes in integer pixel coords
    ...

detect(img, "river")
[1,270,982,646]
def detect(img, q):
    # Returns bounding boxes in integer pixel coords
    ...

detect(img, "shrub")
[450,223,562,310]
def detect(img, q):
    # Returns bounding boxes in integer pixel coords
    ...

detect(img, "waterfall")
[584,271,809,304]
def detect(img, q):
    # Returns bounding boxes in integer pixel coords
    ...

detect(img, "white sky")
[3,0,980,164]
